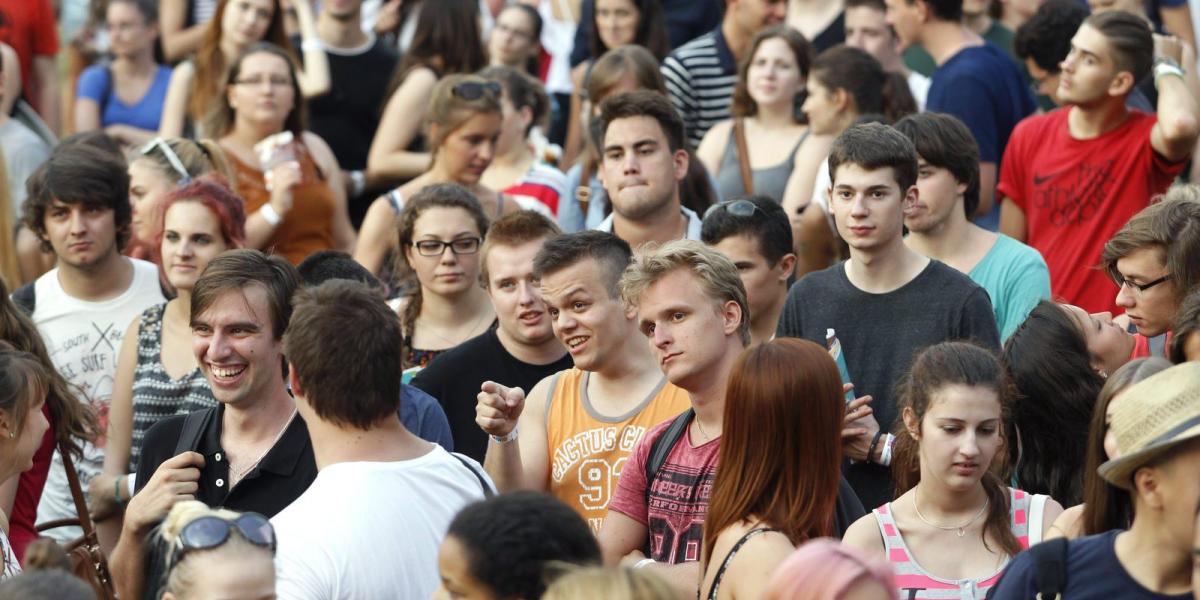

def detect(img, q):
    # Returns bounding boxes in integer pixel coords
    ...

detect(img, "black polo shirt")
[133,405,316,600]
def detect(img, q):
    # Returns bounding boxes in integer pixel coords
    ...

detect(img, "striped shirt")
[873,489,1039,600]
[661,28,738,149]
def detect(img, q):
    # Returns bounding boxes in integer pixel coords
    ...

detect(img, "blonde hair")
[618,240,751,346]
[130,138,235,187]
[541,566,675,600]
[426,74,503,151]
[158,501,272,598]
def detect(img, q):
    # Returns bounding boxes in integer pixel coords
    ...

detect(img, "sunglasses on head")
[140,137,192,185]
[703,199,762,220]
[168,513,276,571]
[452,81,502,101]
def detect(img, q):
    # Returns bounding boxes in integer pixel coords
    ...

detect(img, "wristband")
[114,475,126,506]
[301,38,323,53]
[1154,57,1185,89]
[879,434,895,467]
[259,203,283,226]
[490,424,518,445]
[867,430,885,465]
[634,558,655,570]
[127,472,137,496]
[349,170,366,197]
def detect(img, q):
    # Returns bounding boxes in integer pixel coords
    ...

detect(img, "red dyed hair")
[702,338,845,567]
[152,175,247,278]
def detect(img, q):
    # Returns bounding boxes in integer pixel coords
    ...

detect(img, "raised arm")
[479,377,552,493]
[159,0,208,63]
[1150,35,1200,162]
[158,62,195,138]
[366,67,437,182]
[291,0,331,99]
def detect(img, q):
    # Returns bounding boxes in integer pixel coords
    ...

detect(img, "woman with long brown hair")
[158,0,329,138]
[699,337,859,600]
[843,342,1063,600]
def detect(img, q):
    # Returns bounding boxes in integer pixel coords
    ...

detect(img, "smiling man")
[110,250,314,600]
[476,231,689,533]
[776,123,998,510]
[15,143,165,547]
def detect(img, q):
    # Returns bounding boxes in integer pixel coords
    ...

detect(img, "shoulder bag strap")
[57,443,96,538]
[1033,537,1068,600]
[173,408,215,456]
[450,453,494,498]
[733,118,754,196]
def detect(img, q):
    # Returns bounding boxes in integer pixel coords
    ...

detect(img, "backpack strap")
[1032,537,1068,600]
[11,282,35,315]
[643,409,694,504]
[173,408,215,456]
[450,452,494,498]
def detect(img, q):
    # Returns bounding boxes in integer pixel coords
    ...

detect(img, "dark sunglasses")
[703,199,762,220]
[452,81,502,101]
[169,513,277,571]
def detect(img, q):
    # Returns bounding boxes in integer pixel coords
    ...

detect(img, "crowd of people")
[1,0,1200,598]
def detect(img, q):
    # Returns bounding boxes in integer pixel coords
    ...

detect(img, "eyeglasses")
[411,237,483,257]
[168,513,276,571]
[452,81,502,101]
[703,199,763,220]
[494,22,534,42]
[1117,274,1171,295]
[140,137,192,184]
[233,75,292,89]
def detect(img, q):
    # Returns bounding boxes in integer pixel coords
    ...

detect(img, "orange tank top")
[230,142,337,264]
[544,368,691,533]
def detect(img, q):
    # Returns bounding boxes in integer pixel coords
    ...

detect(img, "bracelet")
[1154,57,1186,89]
[634,558,655,570]
[490,424,518,445]
[867,430,885,465]
[114,475,126,506]
[259,203,283,227]
[349,170,366,197]
[879,434,895,467]
[301,38,323,53]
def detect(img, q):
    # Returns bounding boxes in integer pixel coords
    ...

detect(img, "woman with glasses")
[356,74,517,277]
[88,177,245,526]
[487,4,544,77]
[368,0,487,184]
[74,0,171,148]
[697,26,826,207]
[158,500,276,600]
[158,0,329,139]
[126,137,232,260]
[216,42,355,265]
[394,183,495,375]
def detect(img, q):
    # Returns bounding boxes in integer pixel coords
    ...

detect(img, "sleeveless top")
[229,141,337,265]
[704,527,779,600]
[129,303,216,472]
[872,488,1039,599]
[715,128,807,203]
[544,368,691,533]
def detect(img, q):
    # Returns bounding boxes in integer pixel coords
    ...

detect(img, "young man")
[14,144,165,545]
[307,0,397,224]
[999,11,1199,314]
[991,363,1200,599]
[595,91,701,248]
[888,0,1036,224]
[661,0,787,148]
[475,231,690,533]
[273,280,491,600]
[1100,190,1200,343]
[112,250,313,600]
[413,211,573,460]
[295,249,453,449]
[896,112,1050,341]
[776,123,999,509]
[845,0,931,110]
[700,196,797,346]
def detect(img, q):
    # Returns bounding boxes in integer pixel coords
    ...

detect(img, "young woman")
[0,345,53,580]
[487,4,543,77]
[699,338,848,600]
[788,45,916,276]
[356,74,516,277]
[697,26,827,206]
[368,0,487,184]
[764,539,897,600]
[1045,357,1171,539]
[157,501,277,600]
[560,0,668,167]
[394,183,495,373]
[158,0,329,138]
[0,281,99,563]
[1002,300,1137,506]
[217,42,355,265]
[90,177,245,522]
[479,66,567,218]
[127,137,232,260]
[74,0,171,148]
[843,342,1063,600]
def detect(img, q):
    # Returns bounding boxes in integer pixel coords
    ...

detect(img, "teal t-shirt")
[969,234,1051,341]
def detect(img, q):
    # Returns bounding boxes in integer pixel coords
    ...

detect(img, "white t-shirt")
[908,71,932,112]
[32,259,165,542]
[271,446,493,600]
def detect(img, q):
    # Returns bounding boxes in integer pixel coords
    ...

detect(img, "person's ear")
[673,147,689,182]
[776,254,797,283]
[519,105,534,132]
[902,406,920,441]
[1108,70,1135,98]
[0,408,13,440]
[833,87,851,113]
[286,363,305,399]
[720,299,742,336]
[1133,465,1167,510]
[903,184,919,212]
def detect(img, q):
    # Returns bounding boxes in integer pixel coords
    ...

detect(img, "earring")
[7,430,14,439]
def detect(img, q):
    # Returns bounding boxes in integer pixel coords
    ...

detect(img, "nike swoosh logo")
[1033,170,1066,185]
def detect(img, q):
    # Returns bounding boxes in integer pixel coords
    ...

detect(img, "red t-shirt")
[998,108,1185,314]
[0,0,58,104]
[607,416,719,565]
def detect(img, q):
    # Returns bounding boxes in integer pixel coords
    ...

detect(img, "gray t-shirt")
[0,118,51,220]
[776,259,999,508]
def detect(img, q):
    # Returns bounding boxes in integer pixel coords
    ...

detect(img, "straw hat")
[1098,363,1200,489]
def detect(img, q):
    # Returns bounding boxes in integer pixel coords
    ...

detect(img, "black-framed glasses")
[411,237,483,257]
[169,513,276,571]
[140,137,192,184]
[452,81,502,101]
[704,199,762,220]
[1118,274,1171,295]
